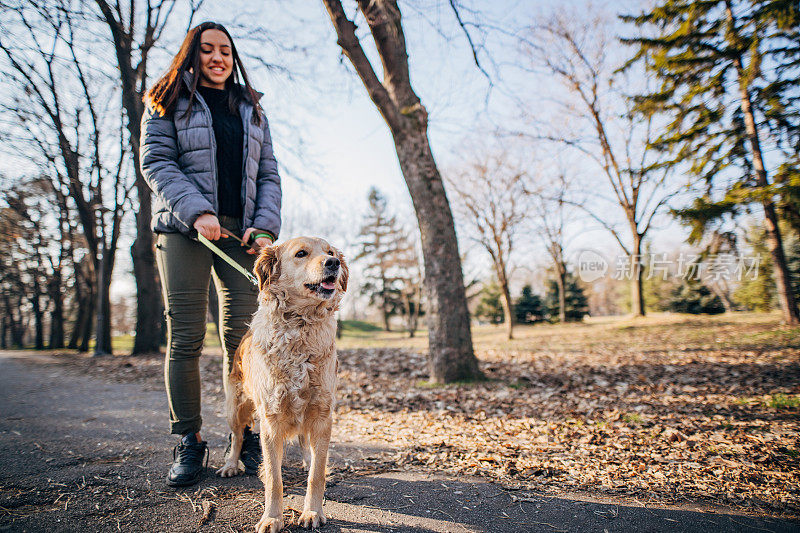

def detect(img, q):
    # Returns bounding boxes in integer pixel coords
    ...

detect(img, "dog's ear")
[335,247,348,293]
[254,244,281,291]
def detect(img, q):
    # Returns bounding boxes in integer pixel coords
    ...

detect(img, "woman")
[140,21,280,487]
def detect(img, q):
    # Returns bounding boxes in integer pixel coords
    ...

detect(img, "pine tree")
[668,278,727,314]
[474,282,505,324]
[545,273,589,322]
[354,188,419,332]
[515,285,545,324]
[622,0,800,324]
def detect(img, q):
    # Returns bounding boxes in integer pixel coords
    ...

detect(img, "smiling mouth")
[305,275,337,298]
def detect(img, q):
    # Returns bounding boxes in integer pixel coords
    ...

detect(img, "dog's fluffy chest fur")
[243,302,338,428]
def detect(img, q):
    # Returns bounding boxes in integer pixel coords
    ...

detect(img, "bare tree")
[321,0,481,381]
[91,0,194,354]
[0,1,132,354]
[525,170,576,323]
[520,12,678,316]
[447,152,527,339]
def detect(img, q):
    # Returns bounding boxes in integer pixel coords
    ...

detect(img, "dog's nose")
[324,257,340,270]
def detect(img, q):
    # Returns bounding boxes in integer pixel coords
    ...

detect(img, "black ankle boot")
[167,433,208,487]
[240,426,262,475]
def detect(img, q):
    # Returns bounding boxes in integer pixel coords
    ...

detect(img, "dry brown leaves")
[55,315,800,518]
[333,327,800,518]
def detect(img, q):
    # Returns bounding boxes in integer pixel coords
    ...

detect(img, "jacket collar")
[182,70,263,103]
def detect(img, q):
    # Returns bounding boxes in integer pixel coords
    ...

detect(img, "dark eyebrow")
[200,42,231,49]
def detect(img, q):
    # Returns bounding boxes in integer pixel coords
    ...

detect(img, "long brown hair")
[144,22,262,124]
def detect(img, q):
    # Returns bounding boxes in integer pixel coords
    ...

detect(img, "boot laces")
[173,442,209,468]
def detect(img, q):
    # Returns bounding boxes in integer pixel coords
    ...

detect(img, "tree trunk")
[496,267,514,340]
[67,295,87,350]
[48,269,65,349]
[630,233,645,317]
[396,133,480,380]
[556,262,567,322]
[131,186,162,353]
[31,292,44,350]
[323,0,481,382]
[94,253,114,356]
[727,2,800,325]
[79,294,94,353]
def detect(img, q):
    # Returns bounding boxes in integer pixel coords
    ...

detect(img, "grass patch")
[623,413,644,425]
[340,320,384,333]
[764,393,800,410]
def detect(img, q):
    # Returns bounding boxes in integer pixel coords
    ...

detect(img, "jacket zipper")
[194,93,219,214]
[240,104,250,225]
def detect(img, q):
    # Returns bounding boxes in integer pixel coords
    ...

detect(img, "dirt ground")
[1,313,799,531]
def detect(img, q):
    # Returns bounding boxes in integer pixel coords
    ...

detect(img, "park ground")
[0,312,798,531]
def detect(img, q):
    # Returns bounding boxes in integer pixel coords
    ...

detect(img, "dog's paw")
[298,509,326,529]
[216,461,242,477]
[255,514,283,533]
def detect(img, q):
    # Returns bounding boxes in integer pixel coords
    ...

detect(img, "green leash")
[197,234,259,287]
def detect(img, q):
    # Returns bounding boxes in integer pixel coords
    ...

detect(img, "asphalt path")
[0,351,796,532]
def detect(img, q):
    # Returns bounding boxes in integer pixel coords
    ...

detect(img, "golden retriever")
[217,236,348,532]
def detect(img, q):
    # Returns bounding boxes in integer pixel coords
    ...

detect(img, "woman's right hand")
[193,213,222,240]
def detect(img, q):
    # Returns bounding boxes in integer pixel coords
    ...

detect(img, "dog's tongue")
[321,281,336,290]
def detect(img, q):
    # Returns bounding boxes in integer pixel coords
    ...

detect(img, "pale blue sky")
[3,0,705,299]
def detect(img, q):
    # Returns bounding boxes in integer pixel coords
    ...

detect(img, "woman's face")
[198,29,233,89]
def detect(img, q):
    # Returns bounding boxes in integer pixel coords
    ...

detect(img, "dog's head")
[254,236,348,304]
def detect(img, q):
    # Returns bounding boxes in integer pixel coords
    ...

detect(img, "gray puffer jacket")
[140,73,281,237]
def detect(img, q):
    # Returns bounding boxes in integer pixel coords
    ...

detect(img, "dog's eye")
[295,250,308,258]
[327,250,334,256]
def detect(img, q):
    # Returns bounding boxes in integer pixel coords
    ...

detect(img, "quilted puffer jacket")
[140,72,281,238]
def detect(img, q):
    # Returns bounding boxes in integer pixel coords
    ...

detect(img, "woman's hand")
[193,213,222,240]
[243,228,273,254]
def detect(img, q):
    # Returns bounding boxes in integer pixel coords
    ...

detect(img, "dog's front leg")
[299,417,331,528]
[255,423,284,533]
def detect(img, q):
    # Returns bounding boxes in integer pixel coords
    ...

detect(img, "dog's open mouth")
[305,275,337,298]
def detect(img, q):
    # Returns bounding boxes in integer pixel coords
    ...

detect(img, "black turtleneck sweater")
[197,85,244,219]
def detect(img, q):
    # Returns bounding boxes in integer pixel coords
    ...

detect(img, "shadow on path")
[0,351,796,532]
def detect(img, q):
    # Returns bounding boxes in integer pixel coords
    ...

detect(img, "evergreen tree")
[515,285,545,324]
[354,188,417,331]
[545,273,589,322]
[735,225,777,311]
[668,278,726,314]
[622,0,800,324]
[474,283,505,324]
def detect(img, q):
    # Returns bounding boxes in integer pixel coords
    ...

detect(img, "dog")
[217,236,348,532]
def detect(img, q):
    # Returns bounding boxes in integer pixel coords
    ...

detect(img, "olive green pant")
[155,217,258,435]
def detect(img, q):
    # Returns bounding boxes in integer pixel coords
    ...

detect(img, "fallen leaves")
[331,319,800,519]
[54,314,800,519]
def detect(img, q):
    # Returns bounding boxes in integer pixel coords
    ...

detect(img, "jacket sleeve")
[139,106,214,232]
[251,115,282,238]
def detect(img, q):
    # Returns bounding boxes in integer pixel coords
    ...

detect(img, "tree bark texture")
[631,232,645,317]
[323,0,481,381]
[48,269,65,349]
[494,260,514,339]
[93,253,114,356]
[555,261,567,323]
